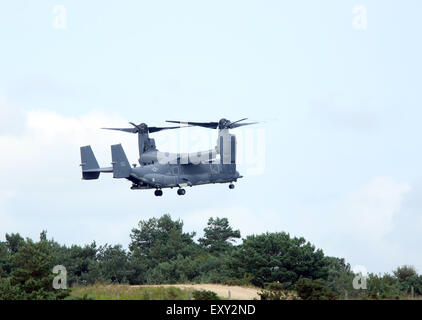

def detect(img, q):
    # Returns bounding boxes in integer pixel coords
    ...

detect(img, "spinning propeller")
[165,118,258,130]
[102,122,187,134]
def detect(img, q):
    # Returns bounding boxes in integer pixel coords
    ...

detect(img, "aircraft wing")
[141,150,217,165]
[176,149,217,165]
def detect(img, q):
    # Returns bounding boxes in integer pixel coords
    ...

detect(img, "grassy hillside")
[70,284,193,300]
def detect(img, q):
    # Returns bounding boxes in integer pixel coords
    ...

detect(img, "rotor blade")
[166,120,219,129]
[129,122,142,130]
[102,127,138,133]
[148,126,189,133]
[230,122,259,128]
[230,118,248,125]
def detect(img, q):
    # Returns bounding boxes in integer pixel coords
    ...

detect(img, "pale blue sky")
[1,1,422,274]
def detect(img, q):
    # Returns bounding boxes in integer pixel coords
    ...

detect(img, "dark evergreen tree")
[129,215,198,264]
[97,244,131,283]
[0,241,11,278]
[393,265,417,283]
[128,214,200,284]
[0,238,70,299]
[5,233,24,255]
[198,217,241,253]
[295,278,337,300]
[393,265,422,296]
[230,232,329,288]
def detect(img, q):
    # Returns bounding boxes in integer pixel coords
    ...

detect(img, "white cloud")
[0,108,138,173]
[331,176,411,241]
[0,94,25,134]
[290,176,413,273]
[0,189,19,233]
[310,96,377,132]
[0,107,139,240]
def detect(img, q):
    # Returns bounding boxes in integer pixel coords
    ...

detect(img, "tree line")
[0,214,421,299]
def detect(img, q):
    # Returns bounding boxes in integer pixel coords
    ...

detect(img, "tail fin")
[80,146,100,180]
[111,144,131,178]
[220,134,236,174]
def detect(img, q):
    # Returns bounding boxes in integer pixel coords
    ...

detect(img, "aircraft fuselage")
[128,162,239,190]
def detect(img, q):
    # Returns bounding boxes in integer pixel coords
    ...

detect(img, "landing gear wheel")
[177,188,186,196]
[154,189,163,196]
[229,183,235,189]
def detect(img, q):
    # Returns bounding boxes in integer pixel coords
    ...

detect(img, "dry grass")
[71,283,191,300]
[143,284,260,300]
[71,283,261,300]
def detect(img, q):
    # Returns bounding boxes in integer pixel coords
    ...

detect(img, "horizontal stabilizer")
[83,167,113,173]
[80,146,113,180]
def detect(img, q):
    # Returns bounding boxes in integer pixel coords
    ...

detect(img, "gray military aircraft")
[80,118,256,196]
[101,122,218,166]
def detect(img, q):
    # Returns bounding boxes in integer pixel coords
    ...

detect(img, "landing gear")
[177,188,186,196]
[229,183,235,189]
[154,189,163,196]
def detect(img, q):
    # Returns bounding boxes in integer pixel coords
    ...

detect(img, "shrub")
[258,282,292,300]
[192,290,220,300]
[295,278,337,300]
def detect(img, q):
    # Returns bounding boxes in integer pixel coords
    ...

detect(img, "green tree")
[128,215,199,284]
[0,278,22,299]
[127,254,150,284]
[198,217,241,253]
[97,244,130,283]
[393,265,417,282]
[129,214,198,268]
[393,265,422,296]
[295,278,337,300]
[192,289,220,300]
[5,233,24,255]
[0,238,70,300]
[230,232,329,288]
[39,230,48,242]
[0,242,11,277]
[190,252,237,284]
[325,257,357,299]
[52,242,99,286]
[365,273,400,299]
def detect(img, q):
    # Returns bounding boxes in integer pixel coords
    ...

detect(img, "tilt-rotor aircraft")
[79,118,257,196]
[101,122,218,166]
